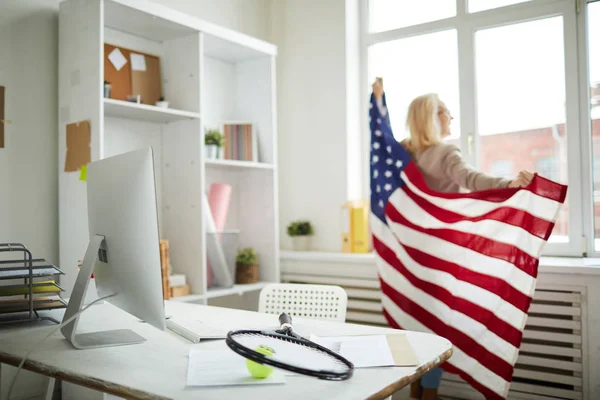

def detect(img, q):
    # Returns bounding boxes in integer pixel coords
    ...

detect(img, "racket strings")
[230,332,350,373]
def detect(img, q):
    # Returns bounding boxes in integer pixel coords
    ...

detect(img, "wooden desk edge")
[1,345,454,400]
[0,351,169,400]
[366,346,454,400]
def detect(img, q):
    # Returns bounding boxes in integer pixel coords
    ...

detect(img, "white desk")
[0,301,452,400]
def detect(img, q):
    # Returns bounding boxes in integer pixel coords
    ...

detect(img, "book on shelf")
[222,122,258,162]
[340,200,370,253]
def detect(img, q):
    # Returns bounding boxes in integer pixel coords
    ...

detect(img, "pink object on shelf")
[207,183,232,287]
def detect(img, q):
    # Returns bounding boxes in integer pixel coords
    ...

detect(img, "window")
[368,0,455,33]
[368,30,460,141]
[363,0,589,256]
[468,0,532,13]
[490,160,514,179]
[588,1,600,249]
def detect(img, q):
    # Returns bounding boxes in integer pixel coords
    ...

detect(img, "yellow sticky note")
[79,164,87,181]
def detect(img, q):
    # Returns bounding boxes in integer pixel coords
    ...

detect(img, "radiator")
[281,253,585,400]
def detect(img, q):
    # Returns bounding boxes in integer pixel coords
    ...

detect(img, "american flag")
[369,92,567,399]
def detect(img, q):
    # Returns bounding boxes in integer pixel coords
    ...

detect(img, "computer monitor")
[61,147,166,349]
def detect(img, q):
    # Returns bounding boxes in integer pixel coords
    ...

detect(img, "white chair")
[258,283,348,322]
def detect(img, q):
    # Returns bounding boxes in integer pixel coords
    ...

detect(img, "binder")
[340,200,370,253]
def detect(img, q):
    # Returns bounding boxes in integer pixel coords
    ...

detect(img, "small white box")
[169,274,186,287]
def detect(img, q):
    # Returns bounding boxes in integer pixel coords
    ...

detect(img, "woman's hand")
[508,170,534,188]
[372,77,383,100]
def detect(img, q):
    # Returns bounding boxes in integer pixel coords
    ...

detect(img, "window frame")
[360,0,590,257]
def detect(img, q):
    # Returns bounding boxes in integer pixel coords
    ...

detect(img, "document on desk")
[309,334,418,368]
[187,349,286,387]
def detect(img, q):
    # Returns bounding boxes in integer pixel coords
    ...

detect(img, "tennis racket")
[226,312,354,380]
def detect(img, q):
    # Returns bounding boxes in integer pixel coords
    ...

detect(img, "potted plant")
[103,81,111,98]
[204,129,224,160]
[235,247,259,284]
[287,220,314,251]
[155,96,169,108]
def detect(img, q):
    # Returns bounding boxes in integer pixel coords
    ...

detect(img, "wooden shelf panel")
[205,159,274,171]
[104,99,200,123]
[170,281,269,303]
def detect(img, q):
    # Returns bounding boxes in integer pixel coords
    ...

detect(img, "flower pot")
[103,84,111,98]
[155,100,169,108]
[291,236,310,251]
[235,262,259,284]
[205,144,219,160]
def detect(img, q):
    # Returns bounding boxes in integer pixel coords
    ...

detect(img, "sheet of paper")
[130,53,147,71]
[310,334,417,368]
[108,47,127,71]
[339,336,395,368]
[187,349,285,387]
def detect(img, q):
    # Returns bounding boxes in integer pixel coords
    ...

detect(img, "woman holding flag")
[371,78,534,400]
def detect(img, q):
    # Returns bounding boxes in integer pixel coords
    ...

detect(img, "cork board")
[104,44,132,102]
[64,120,91,172]
[104,44,162,105]
[0,86,4,148]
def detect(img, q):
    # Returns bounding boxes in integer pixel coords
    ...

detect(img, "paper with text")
[187,349,285,387]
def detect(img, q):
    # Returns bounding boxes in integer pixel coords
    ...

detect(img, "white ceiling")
[0,0,61,27]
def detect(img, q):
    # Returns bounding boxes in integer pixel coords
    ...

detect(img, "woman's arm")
[442,144,511,191]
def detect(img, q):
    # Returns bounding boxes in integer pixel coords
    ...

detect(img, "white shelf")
[103,99,201,123]
[205,159,275,171]
[170,281,270,303]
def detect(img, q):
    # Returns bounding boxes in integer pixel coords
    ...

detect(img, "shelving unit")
[58,0,279,306]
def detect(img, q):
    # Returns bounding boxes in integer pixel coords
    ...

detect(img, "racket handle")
[279,312,292,327]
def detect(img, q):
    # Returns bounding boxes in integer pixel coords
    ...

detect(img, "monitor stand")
[61,234,146,349]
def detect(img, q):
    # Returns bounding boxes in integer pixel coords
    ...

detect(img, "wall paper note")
[64,120,91,172]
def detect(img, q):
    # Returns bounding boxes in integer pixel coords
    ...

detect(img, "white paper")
[108,48,127,71]
[130,53,147,71]
[310,334,395,368]
[187,349,286,387]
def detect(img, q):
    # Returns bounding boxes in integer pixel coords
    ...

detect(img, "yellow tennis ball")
[246,345,275,379]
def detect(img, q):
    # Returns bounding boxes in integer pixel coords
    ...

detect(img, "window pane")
[368,0,456,33]
[368,30,460,141]
[475,17,569,241]
[468,0,532,13]
[588,2,600,250]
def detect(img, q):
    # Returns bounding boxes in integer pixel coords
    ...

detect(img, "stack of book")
[159,239,190,298]
[223,122,257,162]
[160,240,171,300]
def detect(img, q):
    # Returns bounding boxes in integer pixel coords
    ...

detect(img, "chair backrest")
[258,283,348,322]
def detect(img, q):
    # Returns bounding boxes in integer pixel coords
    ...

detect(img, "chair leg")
[44,377,56,400]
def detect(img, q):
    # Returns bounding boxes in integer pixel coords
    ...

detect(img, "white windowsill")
[280,250,600,275]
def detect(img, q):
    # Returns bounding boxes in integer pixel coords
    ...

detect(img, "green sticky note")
[79,164,87,181]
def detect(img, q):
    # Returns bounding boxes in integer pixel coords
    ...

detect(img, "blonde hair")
[405,93,443,153]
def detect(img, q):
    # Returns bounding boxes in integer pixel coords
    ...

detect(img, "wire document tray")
[0,243,66,325]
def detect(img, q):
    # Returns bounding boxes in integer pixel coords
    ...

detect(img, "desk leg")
[44,378,56,400]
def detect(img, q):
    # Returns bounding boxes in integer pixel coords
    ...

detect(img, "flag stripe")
[386,201,540,277]
[391,187,545,259]
[401,165,563,223]
[371,215,533,318]
[380,285,512,394]
[385,210,537,297]
[398,177,555,240]
[376,251,518,374]
[382,307,506,400]
[373,236,524,348]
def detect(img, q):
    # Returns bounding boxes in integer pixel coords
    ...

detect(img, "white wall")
[270,0,358,252]
[0,11,59,265]
[149,0,271,42]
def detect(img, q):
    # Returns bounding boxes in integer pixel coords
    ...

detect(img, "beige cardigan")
[404,141,511,193]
